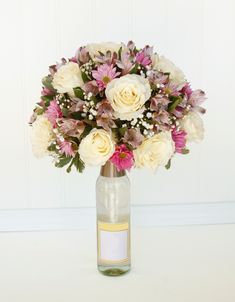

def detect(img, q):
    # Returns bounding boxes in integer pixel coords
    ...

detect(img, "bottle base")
[98,265,131,276]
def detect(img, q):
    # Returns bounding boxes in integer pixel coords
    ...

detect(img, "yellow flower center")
[102,76,111,84]
[119,152,127,159]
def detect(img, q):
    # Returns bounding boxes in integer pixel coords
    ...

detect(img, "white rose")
[86,42,123,58]
[179,111,204,142]
[134,131,175,170]
[152,54,185,85]
[105,74,151,121]
[30,114,54,158]
[52,62,83,95]
[79,129,115,166]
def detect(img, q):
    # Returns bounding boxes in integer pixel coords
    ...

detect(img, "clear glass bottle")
[96,161,131,276]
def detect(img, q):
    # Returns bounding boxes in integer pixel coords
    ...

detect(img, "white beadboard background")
[0,0,234,216]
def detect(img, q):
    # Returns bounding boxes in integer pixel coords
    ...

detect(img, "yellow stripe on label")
[98,221,129,232]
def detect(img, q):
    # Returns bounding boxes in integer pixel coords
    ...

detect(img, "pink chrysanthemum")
[110,144,134,172]
[46,100,62,128]
[92,64,120,90]
[172,128,187,153]
[163,82,181,97]
[59,140,75,157]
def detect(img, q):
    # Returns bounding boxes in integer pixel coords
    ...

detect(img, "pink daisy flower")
[163,82,181,97]
[172,128,187,153]
[59,140,75,157]
[46,100,62,128]
[92,64,120,90]
[110,144,134,172]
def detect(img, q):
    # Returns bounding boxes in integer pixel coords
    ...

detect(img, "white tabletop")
[0,224,234,302]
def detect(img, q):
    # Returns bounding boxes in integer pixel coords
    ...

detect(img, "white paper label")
[98,221,129,263]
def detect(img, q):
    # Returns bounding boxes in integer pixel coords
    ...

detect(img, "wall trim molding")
[0,201,235,232]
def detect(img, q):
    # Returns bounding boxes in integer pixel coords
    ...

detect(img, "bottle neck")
[100,161,126,178]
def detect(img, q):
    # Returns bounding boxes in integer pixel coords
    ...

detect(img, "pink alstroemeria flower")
[41,87,55,96]
[136,50,151,66]
[116,51,134,75]
[46,100,63,128]
[59,140,75,157]
[181,82,193,98]
[188,89,206,107]
[172,128,187,153]
[92,64,120,90]
[69,56,77,63]
[110,144,134,172]
[135,46,153,67]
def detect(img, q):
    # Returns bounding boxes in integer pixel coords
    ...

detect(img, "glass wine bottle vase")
[96,161,131,276]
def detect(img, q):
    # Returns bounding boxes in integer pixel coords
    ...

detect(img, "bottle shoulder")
[96,175,130,185]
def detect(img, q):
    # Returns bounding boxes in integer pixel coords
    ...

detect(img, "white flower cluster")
[81,91,98,120]
[80,61,93,76]
[129,113,154,138]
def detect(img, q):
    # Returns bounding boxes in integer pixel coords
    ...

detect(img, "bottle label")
[97,221,129,264]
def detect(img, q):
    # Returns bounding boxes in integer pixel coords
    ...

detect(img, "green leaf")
[41,95,54,105]
[48,143,57,152]
[41,95,54,101]
[165,159,171,170]
[129,64,139,74]
[41,95,54,108]
[73,87,85,99]
[42,76,54,89]
[70,111,83,120]
[168,96,182,112]
[133,46,138,54]
[111,128,119,139]
[90,95,99,105]
[55,156,72,168]
[118,46,122,60]
[66,161,73,173]
[61,107,69,117]
[66,153,85,173]
[81,71,90,83]
[35,107,44,115]
[119,127,127,137]
[73,153,85,173]
[80,124,92,140]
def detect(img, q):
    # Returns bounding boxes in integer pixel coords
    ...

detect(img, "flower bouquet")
[29,41,206,276]
[30,41,206,172]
